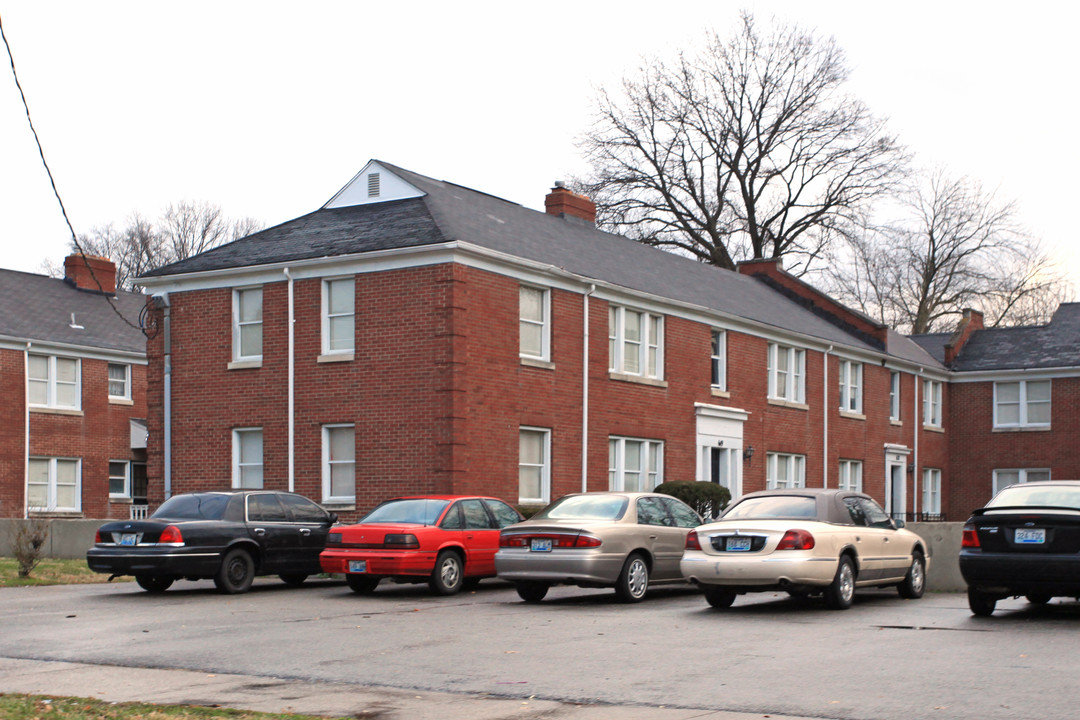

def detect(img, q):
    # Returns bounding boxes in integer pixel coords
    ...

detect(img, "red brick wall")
[0,349,27,518]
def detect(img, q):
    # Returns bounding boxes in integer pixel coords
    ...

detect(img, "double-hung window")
[609,437,663,491]
[108,363,131,400]
[992,468,1050,497]
[838,360,862,414]
[767,343,805,403]
[519,427,551,504]
[28,354,80,410]
[27,457,81,512]
[711,330,726,390]
[922,380,942,427]
[994,380,1051,429]
[233,287,263,362]
[838,459,863,492]
[232,428,264,489]
[519,285,550,361]
[889,372,901,421]
[608,306,663,379]
[322,278,355,355]
[922,468,942,516]
[322,424,356,502]
[766,452,806,489]
[108,460,130,498]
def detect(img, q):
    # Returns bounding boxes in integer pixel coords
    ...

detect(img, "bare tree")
[825,170,1071,333]
[76,214,163,290]
[580,13,905,273]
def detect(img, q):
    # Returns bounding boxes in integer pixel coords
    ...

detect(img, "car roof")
[387,495,506,501]
[728,488,872,525]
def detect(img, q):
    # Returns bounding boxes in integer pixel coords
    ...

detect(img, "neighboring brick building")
[913,305,1080,517]
[137,161,954,522]
[0,255,148,519]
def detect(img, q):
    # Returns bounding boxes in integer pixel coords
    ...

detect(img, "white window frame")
[608,305,663,379]
[232,428,264,489]
[922,380,942,427]
[108,459,131,499]
[232,286,263,362]
[608,436,664,491]
[28,354,81,410]
[711,329,727,390]
[889,372,901,421]
[518,427,551,504]
[322,277,355,355]
[838,459,863,492]
[108,363,131,401]
[519,285,551,361]
[766,452,806,489]
[27,457,82,512]
[922,468,942,516]
[993,380,1051,429]
[838,360,863,414]
[767,343,805,403]
[992,468,1051,497]
[322,424,356,503]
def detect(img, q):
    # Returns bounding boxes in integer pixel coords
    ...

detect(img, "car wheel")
[429,550,464,595]
[214,548,255,594]
[614,553,649,603]
[279,573,308,587]
[1026,593,1052,605]
[897,551,926,599]
[515,581,550,603]
[135,574,173,593]
[824,555,856,610]
[968,587,997,617]
[345,574,380,594]
[703,585,736,609]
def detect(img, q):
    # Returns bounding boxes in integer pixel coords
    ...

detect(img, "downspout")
[159,294,172,500]
[283,268,295,493]
[823,346,832,488]
[582,284,596,493]
[24,342,31,519]
[913,369,922,518]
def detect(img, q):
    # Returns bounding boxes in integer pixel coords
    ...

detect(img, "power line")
[0,10,145,334]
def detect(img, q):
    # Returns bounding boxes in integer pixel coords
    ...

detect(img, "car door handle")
[299,528,311,536]
[253,528,266,535]
[649,535,658,540]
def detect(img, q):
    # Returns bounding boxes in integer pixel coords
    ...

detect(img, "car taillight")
[961,524,981,548]
[383,533,420,549]
[94,530,103,544]
[499,532,601,548]
[573,533,602,548]
[326,532,342,547]
[776,529,815,550]
[500,534,528,548]
[158,525,183,545]
[685,531,701,550]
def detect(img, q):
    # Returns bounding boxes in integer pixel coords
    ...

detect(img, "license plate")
[120,534,137,546]
[726,537,752,552]
[530,538,552,552]
[1015,528,1045,544]
[348,560,367,573]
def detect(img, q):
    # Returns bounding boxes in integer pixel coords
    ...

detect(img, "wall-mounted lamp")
[742,446,755,464]
[907,463,915,474]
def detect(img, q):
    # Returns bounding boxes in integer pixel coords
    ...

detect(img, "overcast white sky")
[1,1,1077,291]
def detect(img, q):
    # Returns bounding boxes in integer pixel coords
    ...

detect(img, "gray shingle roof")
[0,269,146,354]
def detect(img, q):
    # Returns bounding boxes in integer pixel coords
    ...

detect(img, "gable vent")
[367,173,380,198]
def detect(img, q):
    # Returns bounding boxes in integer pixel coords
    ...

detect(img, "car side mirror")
[892,517,905,529]
[327,512,339,525]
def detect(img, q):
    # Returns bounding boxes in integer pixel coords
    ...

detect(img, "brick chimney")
[944,308,984,364]
[545,182,596,225]
[64,254,117,295]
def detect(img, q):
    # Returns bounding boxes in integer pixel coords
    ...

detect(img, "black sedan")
[87,490,337,594]
[960,480,1080,616]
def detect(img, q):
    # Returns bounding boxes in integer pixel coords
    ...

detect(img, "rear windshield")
[723,495,818,520]
[360,498,450,525]
[534,495,629,521]
[152,494,230,520]
[988,485,1080,510]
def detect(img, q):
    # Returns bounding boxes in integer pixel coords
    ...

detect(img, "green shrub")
[655,481,731,519]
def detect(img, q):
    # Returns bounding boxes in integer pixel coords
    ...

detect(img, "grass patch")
[0,695,335,719]
[0,557,130,587]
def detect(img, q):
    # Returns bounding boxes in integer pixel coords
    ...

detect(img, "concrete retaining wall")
[908,521,965,592]
[0,519,101,560]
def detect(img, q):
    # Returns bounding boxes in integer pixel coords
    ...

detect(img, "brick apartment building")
[137,160,955,522]
[0,255,148,519]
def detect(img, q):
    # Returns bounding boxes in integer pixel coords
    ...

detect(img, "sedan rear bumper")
[494,549,625,587]
[960,551,1080,595]
[320,549,437,577]
[86,547,222,578]
[680,551,838,588]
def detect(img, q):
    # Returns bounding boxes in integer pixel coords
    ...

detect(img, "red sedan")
[320,495,523,595]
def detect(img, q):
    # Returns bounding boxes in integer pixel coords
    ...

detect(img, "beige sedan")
[495,492,702,602]
[680,489,929,609]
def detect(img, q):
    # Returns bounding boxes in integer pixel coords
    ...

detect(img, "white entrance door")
[883,445,911,520]
[695,404,749,517]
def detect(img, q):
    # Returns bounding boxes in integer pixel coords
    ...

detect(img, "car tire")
[515,581,550,603]
[279,573,308,587]
[614,553,649,603]
[897,551,926,599]
[345,574,380,594]
[703,585,736,609]
[135,574,173,593]
[968,587,997,617]
[824,555,856,610]
[1026,593,1052,605]
[429,550,464,596]
[214,548,255,594]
